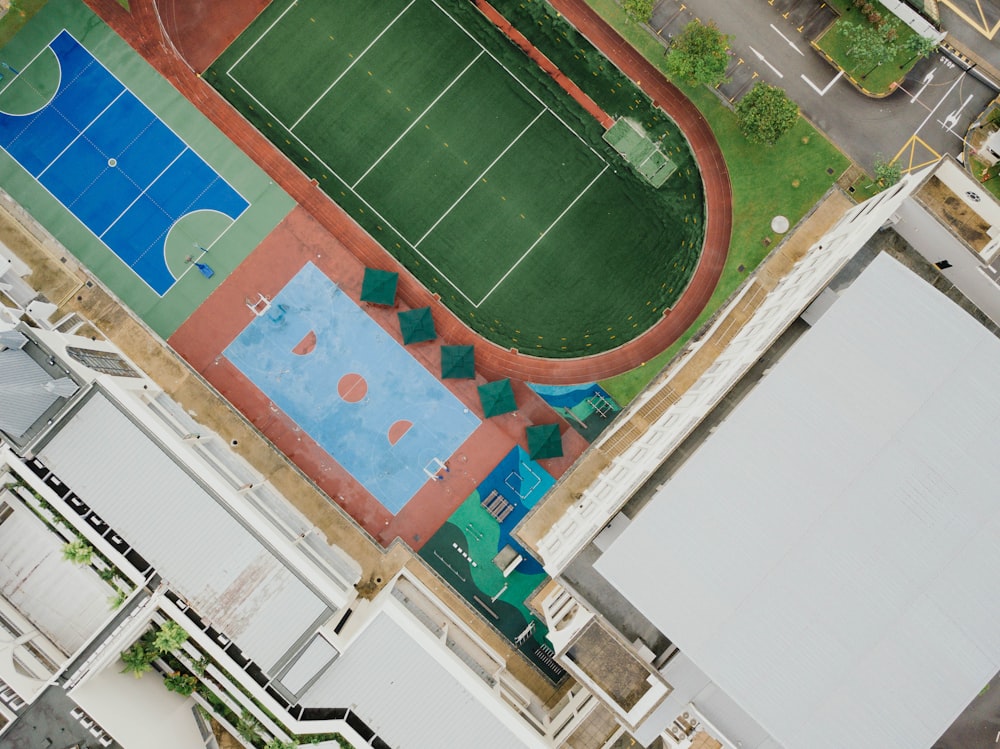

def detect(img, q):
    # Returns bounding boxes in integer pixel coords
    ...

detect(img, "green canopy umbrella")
[441,345,475,379]
[526,423,563,460]
[360,268,398,306]
[397,307,436,344]
[478,378,516,418]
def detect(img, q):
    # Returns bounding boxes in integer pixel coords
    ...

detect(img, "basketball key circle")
[337,373,367,403]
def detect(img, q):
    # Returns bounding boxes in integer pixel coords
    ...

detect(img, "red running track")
[84,0,731,385]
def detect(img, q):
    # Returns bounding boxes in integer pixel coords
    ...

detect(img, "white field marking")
[353,50,484,189]
[227,74,478,306]
[58,30,248,211]
[427,0,607,164]
[227,0,300,75]
[475,164,608,308]
[99,148,188,238]
[0,33,58,98]
[770,23,803,55]
[228,1,612,306]
[915,70,965,136]
[415,108,545,246]
[748,45,784,78]
[911,70,935,103]
[37,90,126,179]
[290,0,417,131]
[801,70,842,95]
[0,41,182,299]
[173,211,241,285]
[3,31,248,299]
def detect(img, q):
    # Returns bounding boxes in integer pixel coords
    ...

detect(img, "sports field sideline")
[207,0,705,357]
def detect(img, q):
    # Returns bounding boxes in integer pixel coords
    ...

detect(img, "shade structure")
[441,345,475,379]
[477,378,516,418]
[360,268,398,306]
[526,423,563,460]
[397,307,436,344]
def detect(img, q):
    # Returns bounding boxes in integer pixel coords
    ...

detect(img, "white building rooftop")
[301,605,543,749]
[597,254,1000,749]
[0,497,111,656]
[35,391,333,674]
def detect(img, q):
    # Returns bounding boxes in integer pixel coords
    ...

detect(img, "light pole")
[861,61,882,81]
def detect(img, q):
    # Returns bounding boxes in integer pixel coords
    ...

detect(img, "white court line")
[37,89,126,179]
[801,70,842,96]
[415,108,545,246]
[227,0,612,308]
[290,0,417,131]
[476,164,608,308]
[770,23,804,55]
[227,73,479,306]
[173,213,242,285]
[4,31,248,299]
[0,36,54,97]
[427,0,607,164]
[99,147,188,238]
[353,50,484,189]
[226,0,300,76]
[57,30,248,213]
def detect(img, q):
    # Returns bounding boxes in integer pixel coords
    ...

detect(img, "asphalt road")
[649,0,999,171]
[934,670,1000,749]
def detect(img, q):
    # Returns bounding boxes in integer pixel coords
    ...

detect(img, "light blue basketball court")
[225,263,480,514]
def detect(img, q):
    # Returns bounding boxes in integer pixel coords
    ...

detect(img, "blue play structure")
[0,31,248,295]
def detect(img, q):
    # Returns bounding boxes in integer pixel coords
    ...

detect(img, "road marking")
[892,134,940,173]
[770,24,804,55]
[942,93,974,130]
[801,70,842,95]
[914,70,965,136]
[911,70,935,103]
[748,45,783,78]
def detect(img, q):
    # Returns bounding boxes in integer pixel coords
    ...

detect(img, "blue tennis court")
[224,263,481,514]
[0,30,248,296]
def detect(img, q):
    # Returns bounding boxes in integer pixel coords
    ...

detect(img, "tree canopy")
[622,0,654,23]
[838,21,897,68]
[872,155,902,188]
[665,20,733,87]
[120,641,155,679]
[152,621,190,653]
[735,82,800,146]
[61,539,93,565]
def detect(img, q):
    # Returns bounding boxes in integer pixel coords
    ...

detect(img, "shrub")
[621,0,654,23]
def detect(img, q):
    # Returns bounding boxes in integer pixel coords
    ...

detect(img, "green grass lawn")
[586,0,851,403]
[0,0,49,48]
[207,0,705,358]
[813,0,923,95]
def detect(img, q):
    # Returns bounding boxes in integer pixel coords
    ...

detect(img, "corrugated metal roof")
[597,254,1000,749]
[0,499,112,655]
[0,348,65,437]
[37,393,331,672]
[300,610,537,749]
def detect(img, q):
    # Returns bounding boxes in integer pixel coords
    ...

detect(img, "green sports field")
[206,0,705,357]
